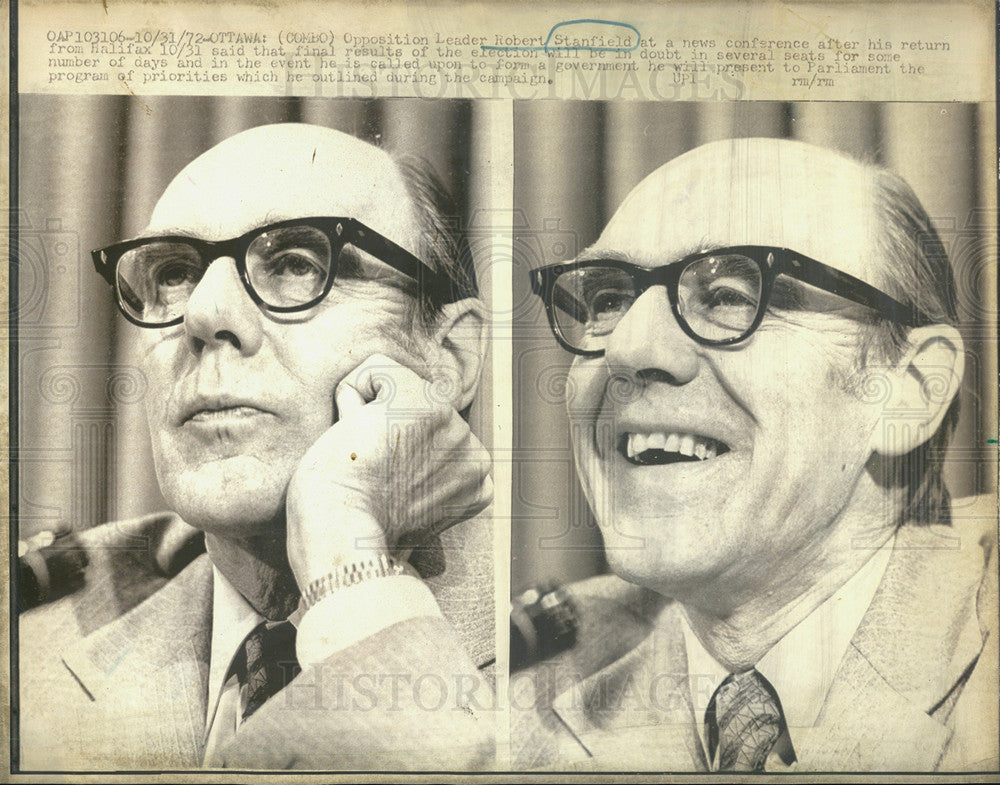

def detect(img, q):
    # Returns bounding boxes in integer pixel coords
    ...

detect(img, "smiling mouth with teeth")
[620,431,731,466]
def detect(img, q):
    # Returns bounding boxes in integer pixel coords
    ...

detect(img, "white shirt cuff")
[295,574,443,666]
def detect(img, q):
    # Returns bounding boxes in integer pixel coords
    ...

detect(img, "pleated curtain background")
[17,96,494,539]
[511,101,997,593]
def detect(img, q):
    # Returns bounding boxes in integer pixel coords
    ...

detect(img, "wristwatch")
[302,554,404,610]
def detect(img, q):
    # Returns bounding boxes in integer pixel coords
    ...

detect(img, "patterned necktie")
[705,669,788,771]
[237,621,301,721]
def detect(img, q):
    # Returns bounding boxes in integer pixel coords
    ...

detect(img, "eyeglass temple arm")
[778,253,920,326]
[551,284,589,324]
[531,269,589,325]
[91,249,114,286]
[344,219,456,303]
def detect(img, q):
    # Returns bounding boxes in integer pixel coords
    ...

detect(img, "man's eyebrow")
[574,247,633,264]
[139,212,291,240]
[134,225,220,241]
[132,226,191,239]
[573,239,725,267]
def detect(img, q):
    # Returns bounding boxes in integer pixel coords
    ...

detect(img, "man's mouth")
[185,405,268,424]
[619,431,731,466]
[190,406,261,421]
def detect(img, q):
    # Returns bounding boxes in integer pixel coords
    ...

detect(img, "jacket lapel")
[795,523,988,771]
[550,519,989,773]
[60,554,214,768]
[551,604,706,770]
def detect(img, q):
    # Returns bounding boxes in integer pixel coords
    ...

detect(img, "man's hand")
[285,354,493,590]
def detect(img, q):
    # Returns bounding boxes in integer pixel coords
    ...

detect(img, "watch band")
[302,554,404,610]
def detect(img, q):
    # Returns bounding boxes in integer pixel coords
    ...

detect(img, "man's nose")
[603,286,699,385]
[183,257,264,355]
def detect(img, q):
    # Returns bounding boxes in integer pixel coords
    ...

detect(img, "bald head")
[596,137,885,290]
[148,124,423,257]
[145,123,475,324]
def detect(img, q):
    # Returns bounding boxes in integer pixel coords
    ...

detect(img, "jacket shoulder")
[510,573,672,769]
[953,494,999,624]
[522,572,670,678]
[949,493,998,553]
[937,495,1000,769]
[20,512,205,638]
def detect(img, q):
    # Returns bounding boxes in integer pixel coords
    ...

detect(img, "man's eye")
[589,289,633,317]
[265,251,324,279]
[704,283,758,310]
[154,260,200,289]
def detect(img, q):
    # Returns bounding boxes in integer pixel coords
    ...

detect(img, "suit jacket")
[18,511,496,771]
[512,496,999,772]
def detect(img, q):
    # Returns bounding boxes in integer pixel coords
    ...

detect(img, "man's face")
[137,125,430,537]
[569,138,894,605]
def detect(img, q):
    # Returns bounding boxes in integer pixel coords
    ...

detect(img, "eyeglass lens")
[115,225,334,324]
[550,252,764,352]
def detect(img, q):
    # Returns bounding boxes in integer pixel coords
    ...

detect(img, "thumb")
[334,381,367,422]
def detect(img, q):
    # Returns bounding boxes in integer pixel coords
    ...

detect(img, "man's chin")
[158,477,287,538]
[599,515,730,596]
[605,549,726,601]
[153,451,294,532]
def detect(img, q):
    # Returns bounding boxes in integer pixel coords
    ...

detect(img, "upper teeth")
[626,431,720,460]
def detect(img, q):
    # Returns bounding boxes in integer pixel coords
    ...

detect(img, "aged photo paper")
[6,0,998,780]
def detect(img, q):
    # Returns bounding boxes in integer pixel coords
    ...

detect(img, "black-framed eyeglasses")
[530,246,922,357]
[92,217,457,328]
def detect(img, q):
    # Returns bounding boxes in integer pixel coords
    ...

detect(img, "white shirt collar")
[680,535,894,760]
[205,565,266,737]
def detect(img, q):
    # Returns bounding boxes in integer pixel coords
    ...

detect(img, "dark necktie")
[705,669,789,771]
[237,621,301,721]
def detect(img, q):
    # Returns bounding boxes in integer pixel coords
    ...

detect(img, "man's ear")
[426,297,487,412]
[869,324,964,456]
